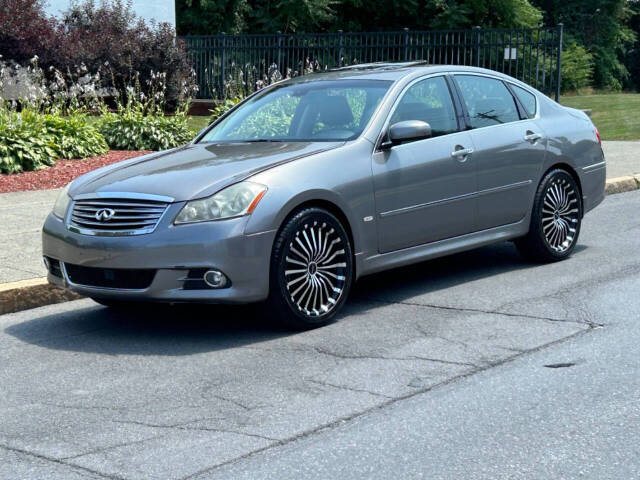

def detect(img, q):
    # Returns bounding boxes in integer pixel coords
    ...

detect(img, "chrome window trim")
[451,72,540,121]
[374,73,457,151]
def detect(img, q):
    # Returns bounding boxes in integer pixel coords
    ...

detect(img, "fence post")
[474,26,481,67]
[403,28,410,61]
[555,23,563,102]
[338,30,344,67]
[220,32,227,99]
[276,31,282,73]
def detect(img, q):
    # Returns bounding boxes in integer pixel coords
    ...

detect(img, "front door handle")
[524,131,543,143]
[451,146,474,161]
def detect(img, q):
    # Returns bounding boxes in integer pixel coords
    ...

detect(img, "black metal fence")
[182,25,563,101]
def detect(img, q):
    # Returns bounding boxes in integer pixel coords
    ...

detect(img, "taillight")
[594,127,602,145]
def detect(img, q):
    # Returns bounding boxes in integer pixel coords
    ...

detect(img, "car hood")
[70,141,343,201]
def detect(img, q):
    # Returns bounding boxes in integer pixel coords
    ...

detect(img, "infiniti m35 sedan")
[43,63,605,328]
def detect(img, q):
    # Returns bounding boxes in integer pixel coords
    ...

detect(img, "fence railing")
[182,26,563,101]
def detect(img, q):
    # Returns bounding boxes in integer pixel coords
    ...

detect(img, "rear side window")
[455,75,520,128]
[511,85,537,118]
[390,76,458,138]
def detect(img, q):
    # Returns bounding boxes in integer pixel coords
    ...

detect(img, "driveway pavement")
[0,190,638,479]
[0,140,636,285]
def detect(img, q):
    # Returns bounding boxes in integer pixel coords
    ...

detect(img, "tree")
[532,0,636,90]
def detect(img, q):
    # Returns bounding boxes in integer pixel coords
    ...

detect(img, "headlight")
[174,181,267,224]
[52,183,72,219]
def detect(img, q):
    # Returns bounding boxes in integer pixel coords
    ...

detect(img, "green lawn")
[561,93,640,141]
[187,115,210,133]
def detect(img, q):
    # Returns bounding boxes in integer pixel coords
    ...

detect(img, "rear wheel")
[516,169,583,262]
[267,207,353,329]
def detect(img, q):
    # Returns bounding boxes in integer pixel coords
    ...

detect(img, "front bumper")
[42,208,276,303]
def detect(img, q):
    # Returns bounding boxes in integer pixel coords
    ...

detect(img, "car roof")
[279,63,516,84]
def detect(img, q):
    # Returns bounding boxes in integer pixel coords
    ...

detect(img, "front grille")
[69,198,169,235]
[64,263,156,289]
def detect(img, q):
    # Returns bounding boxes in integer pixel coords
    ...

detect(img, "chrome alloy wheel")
[284,221,347,317]
[541,177,579,252]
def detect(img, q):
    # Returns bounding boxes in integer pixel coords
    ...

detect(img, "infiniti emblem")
[95,208,116,222]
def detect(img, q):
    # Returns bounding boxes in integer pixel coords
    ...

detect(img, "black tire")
[267,207,353,329]
[516,168,583,263]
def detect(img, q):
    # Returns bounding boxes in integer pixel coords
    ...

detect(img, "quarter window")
[390,76,458,138]
[512,85,537,118]
[455,75,520,128]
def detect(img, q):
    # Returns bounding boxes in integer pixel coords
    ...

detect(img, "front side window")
[389,76,458,138]
[455,75,520,128]
[512,84,537,118]
[200,79,391,143]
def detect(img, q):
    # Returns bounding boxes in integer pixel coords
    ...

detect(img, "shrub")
[97,79,195,151]
[58,0,197,111]
[43,113,108,159]
[0,109,108,173]
[98,109,195,150]
[0,0,197,111]
[209,96,244,123]
[0,110,57,173]
[0,0,59,68]
[562,43,594,92]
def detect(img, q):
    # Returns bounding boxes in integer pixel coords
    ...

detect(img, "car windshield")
[199,79,392,143]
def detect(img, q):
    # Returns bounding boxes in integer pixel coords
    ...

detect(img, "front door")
[372,76,477,253]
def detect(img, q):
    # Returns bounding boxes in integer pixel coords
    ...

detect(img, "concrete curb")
[605,175,640,195]
[1,177,639,316]
[0,278,81,316]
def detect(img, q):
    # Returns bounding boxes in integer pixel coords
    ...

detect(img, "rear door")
[452,74,546,230]
[372,75,477,253]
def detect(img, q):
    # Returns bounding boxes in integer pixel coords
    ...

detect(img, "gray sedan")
[42,63,606,328]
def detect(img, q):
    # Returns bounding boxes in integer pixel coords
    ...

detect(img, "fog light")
[203,270,228,288]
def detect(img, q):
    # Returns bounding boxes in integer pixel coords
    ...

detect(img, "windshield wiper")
[242,139,287,143]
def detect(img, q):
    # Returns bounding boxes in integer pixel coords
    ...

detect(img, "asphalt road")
[1,190,639,480]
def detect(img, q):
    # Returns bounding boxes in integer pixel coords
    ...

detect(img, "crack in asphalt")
[60,434,168,461]
[363,297,602,327]
[178,325,598,480]
[0,443,124,479]
[307,379,394,399]
[110,419,279,443]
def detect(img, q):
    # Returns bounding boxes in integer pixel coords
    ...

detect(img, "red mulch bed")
[0,150,153,193]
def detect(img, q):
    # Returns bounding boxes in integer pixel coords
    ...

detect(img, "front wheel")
[516,169,583,262]
[267,207,353,329]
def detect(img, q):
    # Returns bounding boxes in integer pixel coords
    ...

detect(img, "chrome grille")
[69,197,170,236]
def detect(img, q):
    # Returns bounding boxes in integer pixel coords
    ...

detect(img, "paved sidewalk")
[0,189,58,283]
[0,141,637,285]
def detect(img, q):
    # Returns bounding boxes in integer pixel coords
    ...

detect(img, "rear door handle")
[451,146,474,160]
[524,131,543,143]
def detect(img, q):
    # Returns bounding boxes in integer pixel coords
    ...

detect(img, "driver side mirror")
[381,120,432,150]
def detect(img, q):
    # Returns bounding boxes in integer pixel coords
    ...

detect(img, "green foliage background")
[177,0,640,92]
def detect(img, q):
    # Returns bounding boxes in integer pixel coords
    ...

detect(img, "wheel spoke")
[541,176,579,253]
[284,220,347,317]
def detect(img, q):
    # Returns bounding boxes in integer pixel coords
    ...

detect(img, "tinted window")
[390,76,458,138]
[512,84,537,118]
[455,75,520,128]
[202,80,391,142]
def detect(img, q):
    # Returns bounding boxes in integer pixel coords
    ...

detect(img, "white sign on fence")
[504,47,517,60]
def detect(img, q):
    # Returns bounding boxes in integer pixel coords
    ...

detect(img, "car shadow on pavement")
[4,302,295,356]
[4,241,587,356]
[350,241,587,303]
